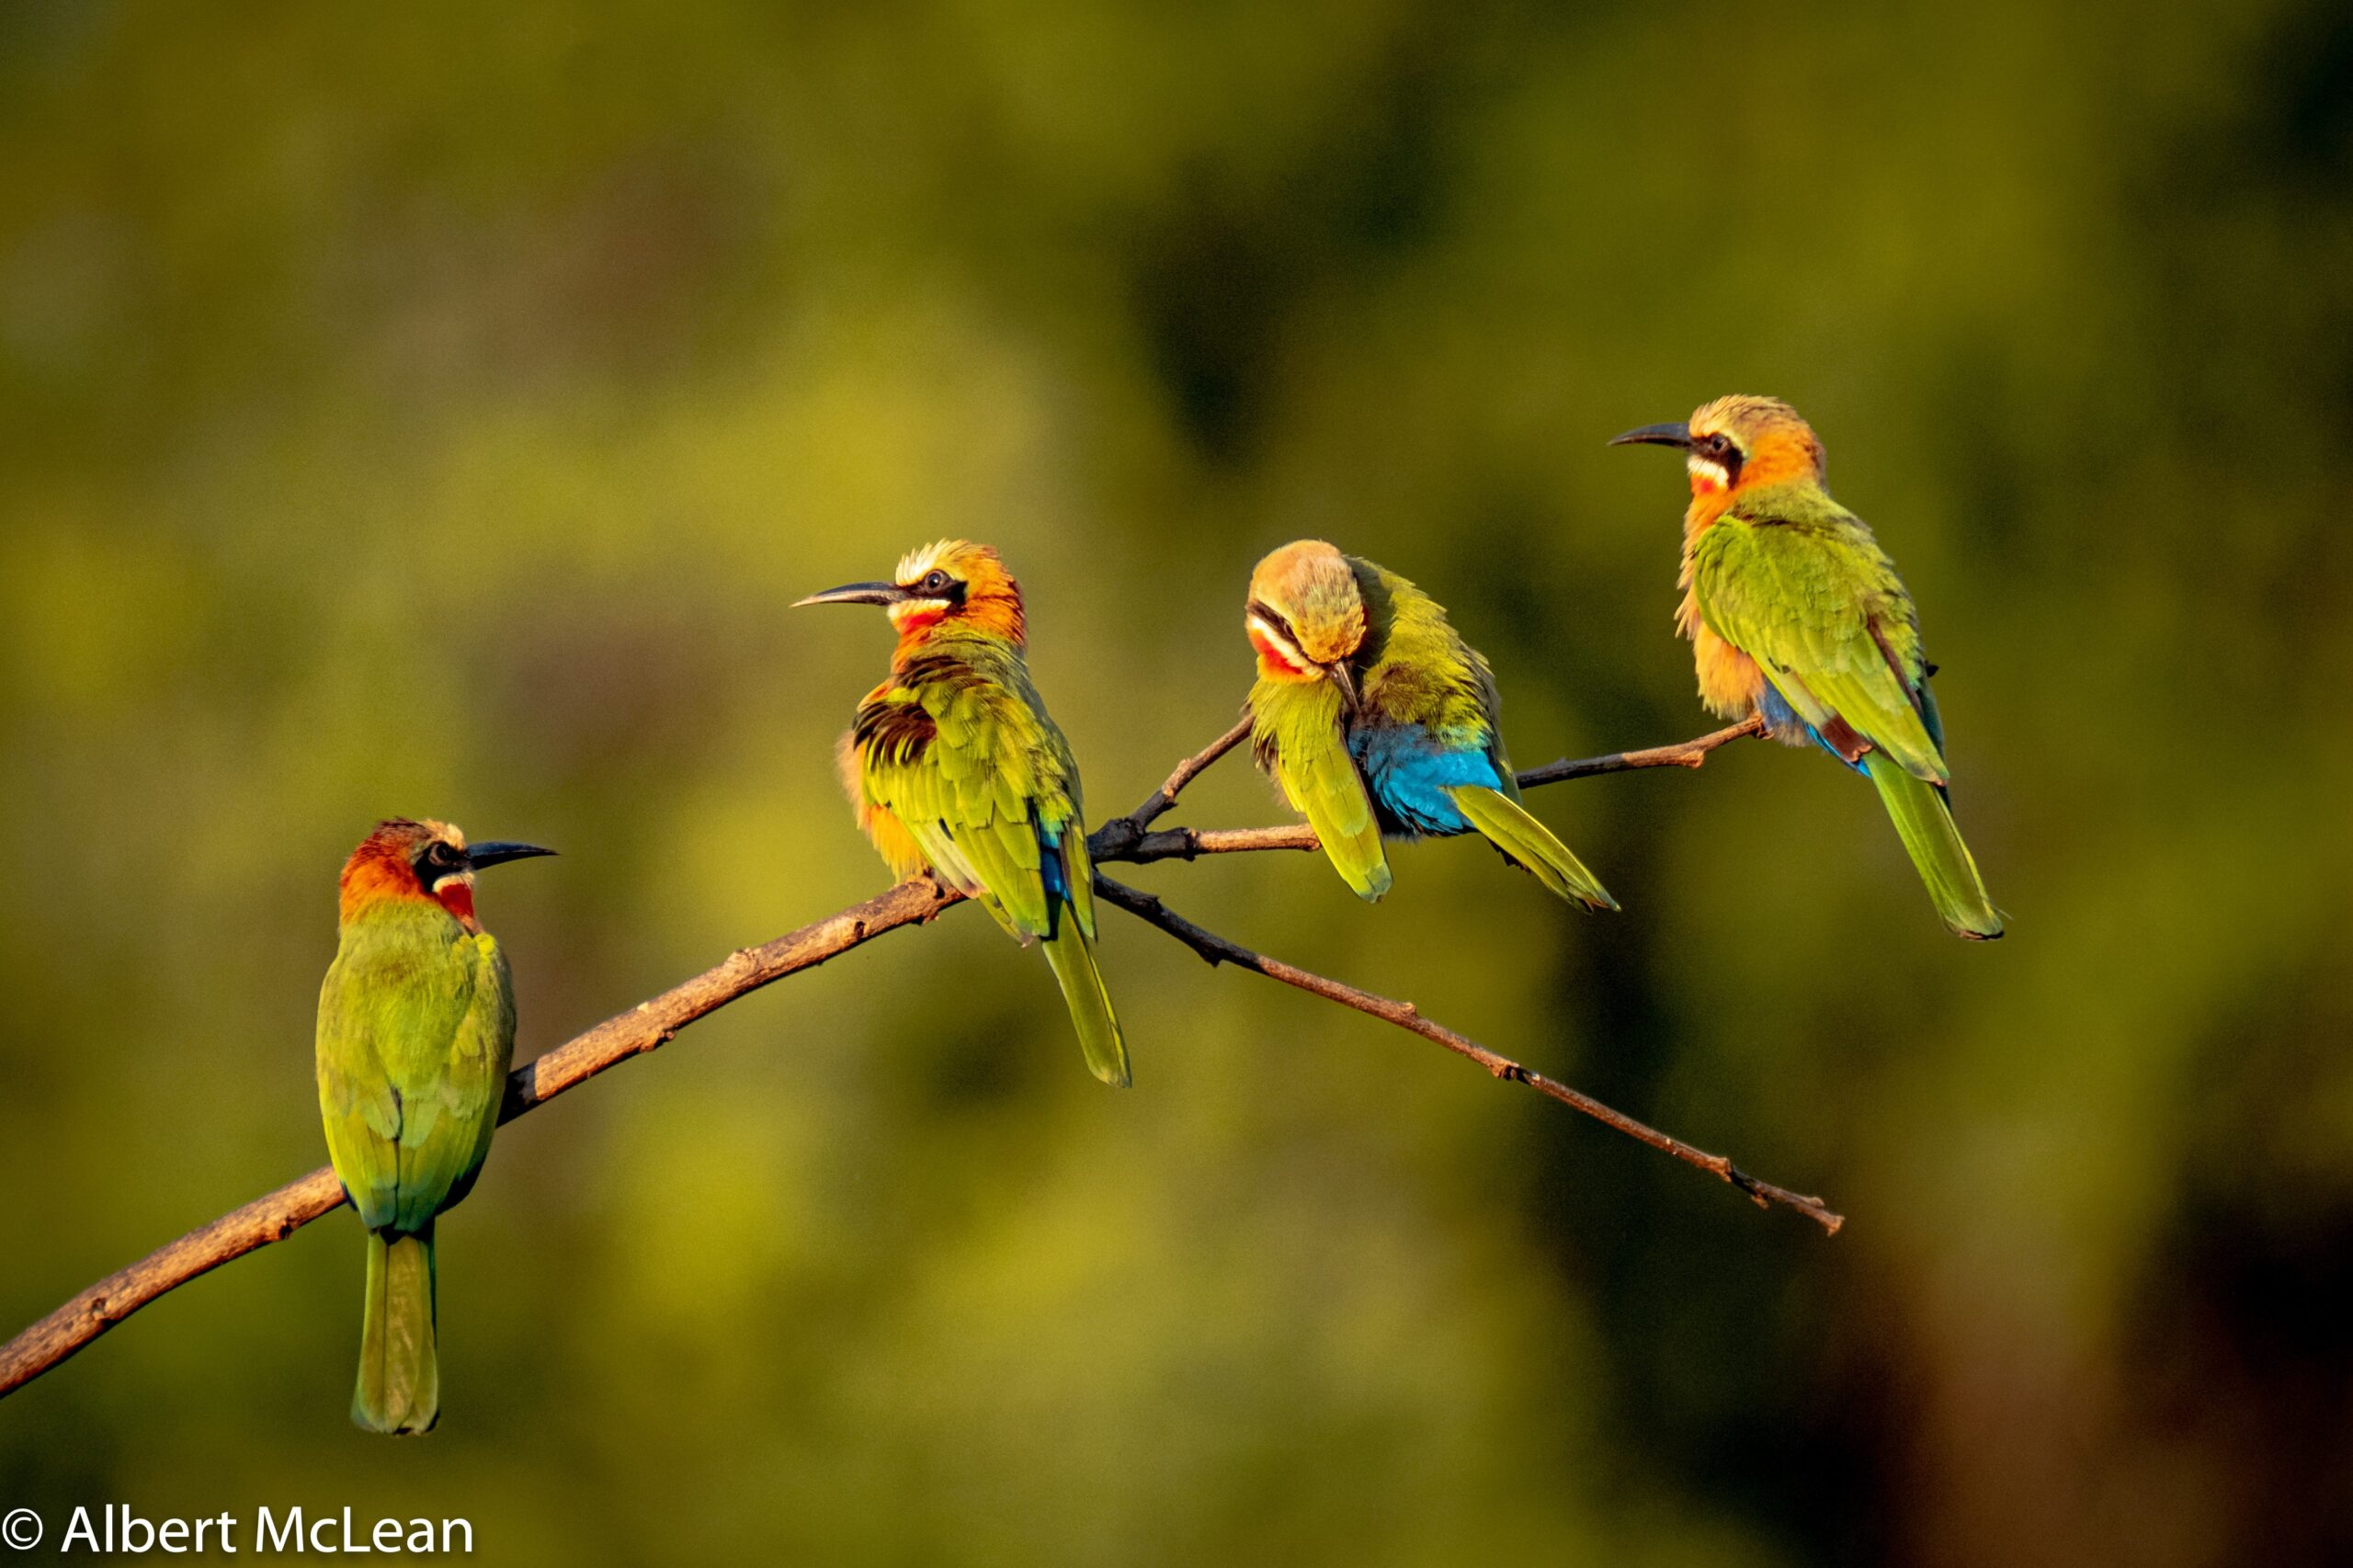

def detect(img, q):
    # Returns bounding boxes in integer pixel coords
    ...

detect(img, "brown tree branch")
[1094,877,1840,1233]
[0,877,968,1400]
[0,715,1782,1401]
[1516,713,1766,788]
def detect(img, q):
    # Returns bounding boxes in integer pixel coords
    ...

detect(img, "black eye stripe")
[1246,598,1301,648]
[904,571,965,604]
[1695,431,1745,483]
[413,841,464,881]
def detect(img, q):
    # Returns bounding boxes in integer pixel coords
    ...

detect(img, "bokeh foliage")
[3,1,2349,1562]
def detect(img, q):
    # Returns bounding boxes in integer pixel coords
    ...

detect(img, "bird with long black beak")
[797,540,1131,1087]
[1612,395,2003,938]
[316,818,555,1433]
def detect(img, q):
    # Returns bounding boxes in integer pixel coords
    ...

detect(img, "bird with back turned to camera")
[1245,540,1617,911]
[1612,395,2004,939]
[315,818,554,1434]
[798,540,1131,1087]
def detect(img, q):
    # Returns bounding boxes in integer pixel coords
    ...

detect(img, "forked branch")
[0,711,1796,1402]
[1113,715,1765,864]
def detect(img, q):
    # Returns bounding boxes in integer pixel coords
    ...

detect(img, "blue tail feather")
[1759,685,1866,774]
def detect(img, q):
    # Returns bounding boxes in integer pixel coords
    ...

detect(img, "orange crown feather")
[1682,395,1830,532]
[338,818,474,926]
[891,539,1026,652]
[1246,540,1366,681]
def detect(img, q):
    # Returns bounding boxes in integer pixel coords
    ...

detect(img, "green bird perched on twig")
[1244,539,1616,911]
[315,819,553,1433]
[799,540,1131,1087]
[1613,395,2004,939]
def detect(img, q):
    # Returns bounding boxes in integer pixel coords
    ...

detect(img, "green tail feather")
[1444,786,1619,911]
[354,1227,438,1436]
[1043,926,1131,1088]
[1864,753,2005,940]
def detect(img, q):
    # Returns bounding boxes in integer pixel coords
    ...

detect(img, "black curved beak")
[792,581,909,608]
[466,841,557,870]
[1325,661,1360,714]
[1608,421,1693,449]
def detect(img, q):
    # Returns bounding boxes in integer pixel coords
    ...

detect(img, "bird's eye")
[1690,431,1744,476]
[921,570,950,594]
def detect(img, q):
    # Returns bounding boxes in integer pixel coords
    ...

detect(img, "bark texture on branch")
[1095,877,1840,1233]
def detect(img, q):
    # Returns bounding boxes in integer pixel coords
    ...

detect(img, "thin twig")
[1516,714,1766,789]
[0,717,1785,1401]
[1126,714,1254,831]
[1095,876,1841,1234]
[1117,712,1766,865]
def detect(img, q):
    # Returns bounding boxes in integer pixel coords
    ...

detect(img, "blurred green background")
[4,1,2349,1562]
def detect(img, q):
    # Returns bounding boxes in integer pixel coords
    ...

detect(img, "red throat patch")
[891,605,948,642]
[338,818,487,929]
[433,879,478,927]
[1249,622,1318,679]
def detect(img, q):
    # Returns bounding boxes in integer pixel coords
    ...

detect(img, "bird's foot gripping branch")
[0,707,1829,1407]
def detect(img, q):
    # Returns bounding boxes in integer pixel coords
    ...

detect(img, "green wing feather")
[1349,557,1502,746]
[1052,746,1101,940]
[316,906,514,1234]
[1251,677,1392,902]
[1347,555,1613,909]
[855,637,1129,1082]
[1692,497,1945,782]
[316,901,516,1434]
[437,938,515,1214]
[864,653,1073,941]
[1695,489,2002,938]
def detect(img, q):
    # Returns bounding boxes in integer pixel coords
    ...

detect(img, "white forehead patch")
[417,818,468,853]
[894,540,957,583]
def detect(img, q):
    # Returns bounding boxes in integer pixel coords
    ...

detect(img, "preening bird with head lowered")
[1245,540,1617,912]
